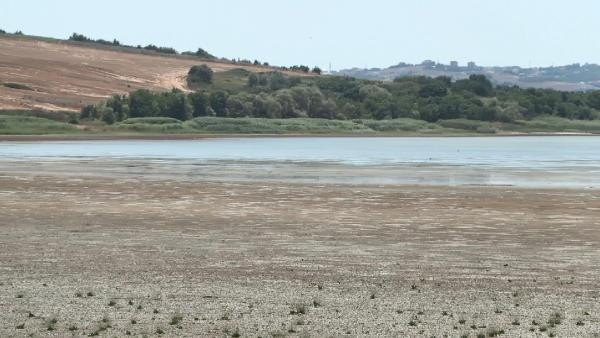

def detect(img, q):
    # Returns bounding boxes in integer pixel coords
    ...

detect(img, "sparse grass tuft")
[313,299,321,307]
[511,319,520,326]
[547,312,562,327]
[290,304,307,315]
[69,325,78,331]
[108,300,116,307]
[87,291,94,297]
[46,317,58,331]
[3,82,34,91]
[156,328,164,335]
[458,319,466,325]
[16,323,25,329]
[169,313,183,325]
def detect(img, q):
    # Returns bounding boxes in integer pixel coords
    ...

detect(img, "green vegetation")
[70,32,177,54]
[188,65,214,86]
[4,60,600,135]
[84,68,600,128]
[3,82,33,91]
[0,115,75,135]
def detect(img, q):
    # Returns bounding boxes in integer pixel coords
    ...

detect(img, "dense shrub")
[188,65,214,86]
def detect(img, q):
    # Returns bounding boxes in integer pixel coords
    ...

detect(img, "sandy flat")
[0,161,599,336]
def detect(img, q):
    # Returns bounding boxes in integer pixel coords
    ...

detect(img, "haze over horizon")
[2,0,600,70]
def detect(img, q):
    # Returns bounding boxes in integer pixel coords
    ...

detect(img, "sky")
[2,0,600,70]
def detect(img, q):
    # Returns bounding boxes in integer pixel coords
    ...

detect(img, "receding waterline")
[1,137,599,188]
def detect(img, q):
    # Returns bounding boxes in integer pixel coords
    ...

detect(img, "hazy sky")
[2,0,599,70]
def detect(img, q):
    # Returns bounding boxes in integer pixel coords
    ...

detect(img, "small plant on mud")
[156,328,164,334]
[169,313,183,325]
[231,328,241,337]
[75,292,83,298]
[290,304,307,315]
[487,328,505,337]
[16,323,25,329]
[16,293,24,299]
[458,319,466,324]
[512,319,520,325]
[313,299,321,307]
[46,317,58,331]
[87,291,94,297]
[576,320,585,326]
[547,312,562,327]
[69,325,78,331]
[494,308,503,314]
[153,309,159,314]
[108,300,116,307]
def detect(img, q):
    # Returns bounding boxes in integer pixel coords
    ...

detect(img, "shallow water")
[1,137,599,187]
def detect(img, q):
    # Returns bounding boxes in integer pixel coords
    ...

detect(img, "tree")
[312,67,322,75]
[209,91,228,117]
[69,33,91,42]
[194,48,215,59]
[418,81,448,98]
[188,65,214,86]
[454,75,494,97]
[129,89,158,118]
[226,93,254,117]
[247,74,259,88]
[188,92,209,117]
[160,89,192,120]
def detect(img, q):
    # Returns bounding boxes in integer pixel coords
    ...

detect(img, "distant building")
[467,61,477,70]
[450,61,459,69]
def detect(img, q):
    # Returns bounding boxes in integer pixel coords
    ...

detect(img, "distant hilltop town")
[334,61,600,91]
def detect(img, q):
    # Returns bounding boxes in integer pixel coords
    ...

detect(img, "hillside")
[0,35,290,111]
[334,62,600,91]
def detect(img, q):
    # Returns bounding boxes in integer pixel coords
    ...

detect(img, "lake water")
[1,137,600,187]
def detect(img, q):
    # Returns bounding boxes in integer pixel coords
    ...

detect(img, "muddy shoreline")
[1,158,600,336]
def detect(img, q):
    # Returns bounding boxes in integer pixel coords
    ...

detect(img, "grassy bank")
[3,114,600,137]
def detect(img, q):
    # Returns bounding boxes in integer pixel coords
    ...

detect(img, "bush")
[188,65,214,86]
[121,117,182,125]
[0,115,75,135]
[3,83,33,91]
[438,119,491,131]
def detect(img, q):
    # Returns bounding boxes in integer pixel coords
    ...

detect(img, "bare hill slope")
[0,36,276,111]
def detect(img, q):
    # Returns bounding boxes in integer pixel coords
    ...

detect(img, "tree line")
[82,65,600,124]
